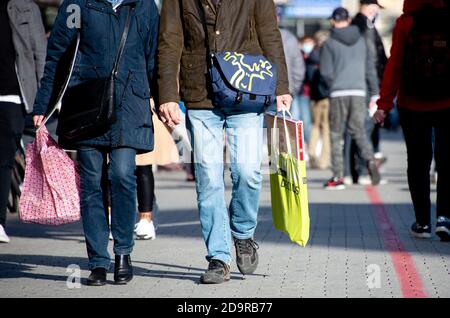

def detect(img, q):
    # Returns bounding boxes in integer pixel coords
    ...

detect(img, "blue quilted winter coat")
[33,0,159,152]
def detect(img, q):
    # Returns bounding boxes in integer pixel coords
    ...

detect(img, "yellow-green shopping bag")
[267,111,310,246]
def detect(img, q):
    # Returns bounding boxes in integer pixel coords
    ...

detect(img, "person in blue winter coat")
[32,0,159,286]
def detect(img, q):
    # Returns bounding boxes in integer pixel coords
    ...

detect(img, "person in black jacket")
[353,0,388,83]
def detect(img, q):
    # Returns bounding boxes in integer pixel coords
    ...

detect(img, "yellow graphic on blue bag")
[216,52,276,94]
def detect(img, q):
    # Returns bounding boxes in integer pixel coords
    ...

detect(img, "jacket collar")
[8,0,30,11]
[7,0,32,46]
[95,0,139,7]
[118,0,139,6]
[89,0,138,14]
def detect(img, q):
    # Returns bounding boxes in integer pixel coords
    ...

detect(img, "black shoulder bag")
[57,6,134,142]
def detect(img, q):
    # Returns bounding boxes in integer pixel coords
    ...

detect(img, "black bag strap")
[112,5,134,76]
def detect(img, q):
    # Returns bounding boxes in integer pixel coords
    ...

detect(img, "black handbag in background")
[56,6,134,142]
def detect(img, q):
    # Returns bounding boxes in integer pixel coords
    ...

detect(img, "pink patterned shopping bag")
[19,126,80,225]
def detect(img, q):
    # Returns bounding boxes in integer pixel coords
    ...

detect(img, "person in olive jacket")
[33,0,159,286]
[157,0,291,284]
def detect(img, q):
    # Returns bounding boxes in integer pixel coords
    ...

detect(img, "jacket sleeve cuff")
[158,94,180,106]
[376,99,393,112]
[32,104,46,116]
[276,87,290,96]
[370,95,380,102]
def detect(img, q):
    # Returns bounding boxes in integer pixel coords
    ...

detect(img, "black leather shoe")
[87,268,107,286]
[114,255,133,285]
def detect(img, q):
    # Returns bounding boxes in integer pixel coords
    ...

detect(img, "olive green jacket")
[157,0,290,109]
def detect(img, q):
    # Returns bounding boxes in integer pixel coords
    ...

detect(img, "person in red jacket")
[374,0,450,241]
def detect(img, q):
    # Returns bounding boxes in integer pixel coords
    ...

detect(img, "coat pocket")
[131,72,150,99]
[180,55,208,103]
[131,82,150,99]
[129,73,152,127]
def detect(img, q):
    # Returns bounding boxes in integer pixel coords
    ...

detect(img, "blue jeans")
[186,108,264,264]
[78,146,137,270]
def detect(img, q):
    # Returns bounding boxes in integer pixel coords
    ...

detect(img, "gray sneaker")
[436,216,450,242]
[234,238,259,275]
[367,160,381,185]
[200,259,230,284]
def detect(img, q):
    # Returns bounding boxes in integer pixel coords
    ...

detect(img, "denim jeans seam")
[113,246,134,255]
[89,260,111,271]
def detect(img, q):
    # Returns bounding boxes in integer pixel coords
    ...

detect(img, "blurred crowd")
[277,0,396,190]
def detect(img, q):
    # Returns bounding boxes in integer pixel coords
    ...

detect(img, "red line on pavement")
[366,186,428,298]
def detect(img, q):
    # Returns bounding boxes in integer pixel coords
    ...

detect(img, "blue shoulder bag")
[198,1,277,110]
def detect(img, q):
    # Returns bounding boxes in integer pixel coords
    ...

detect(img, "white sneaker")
[343,176,353,186]
[135,220,156,240]
[357,175,372,186]
[374,152,384,160]
[0,225,11,243]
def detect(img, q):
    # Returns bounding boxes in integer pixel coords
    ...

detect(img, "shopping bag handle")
[36,106,59,133]
[272,110,293,156]
[282,109,294,119]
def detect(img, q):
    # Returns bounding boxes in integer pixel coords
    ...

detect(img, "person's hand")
[276,94,293,112]
[368,100,378,117]
[373,109,387,126]
[159,102,181,127]
[369,100,378,110]
[33,115,44,128]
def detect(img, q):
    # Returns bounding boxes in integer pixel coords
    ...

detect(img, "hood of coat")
[403,0,447,14]
[330,25,361,46]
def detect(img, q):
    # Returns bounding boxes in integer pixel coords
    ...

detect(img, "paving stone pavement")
[0,131,449,298]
